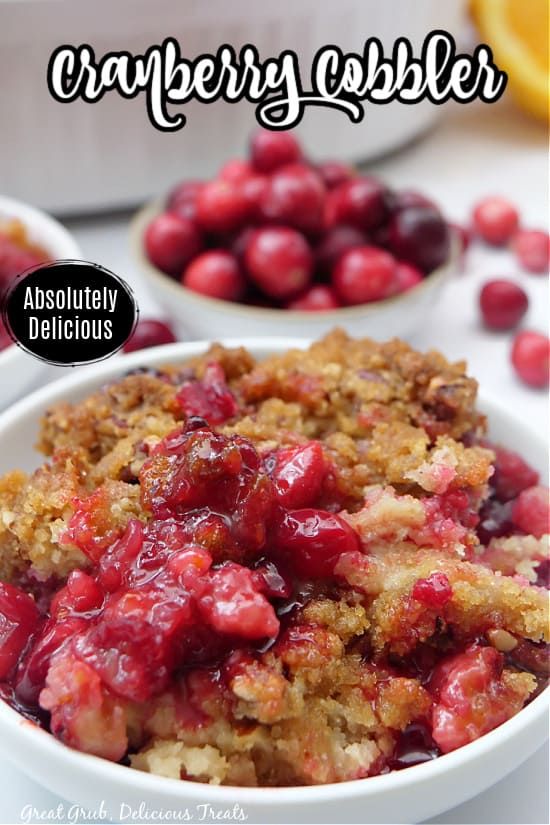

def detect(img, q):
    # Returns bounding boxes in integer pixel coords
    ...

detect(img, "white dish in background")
[0,337,547,825]
[0,195,82,408]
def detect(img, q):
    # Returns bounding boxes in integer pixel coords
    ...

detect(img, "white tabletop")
[0,97,548,824]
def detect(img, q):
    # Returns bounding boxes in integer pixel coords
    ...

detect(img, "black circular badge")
[1,260,138,366]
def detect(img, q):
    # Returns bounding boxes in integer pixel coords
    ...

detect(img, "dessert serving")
[0,330,548,787]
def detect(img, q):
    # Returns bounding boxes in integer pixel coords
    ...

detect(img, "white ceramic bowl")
[130,202,455,341]
[0,338,547,825]
[0,195,82,409]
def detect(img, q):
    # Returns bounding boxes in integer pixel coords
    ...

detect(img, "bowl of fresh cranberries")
[0,195,81,407]
[0,335,547,824]
[132,130,456,340]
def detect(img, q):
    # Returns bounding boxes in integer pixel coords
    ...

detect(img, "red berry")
[512,229,549,274]
[325,177,389,231]
[123,319,176,353]
[479,279,528,331]
[250,129,302,173]
[182,250,245,301]
[244,227,313,299]
[391,262,424,294]
[388,205,450,273]
[50,571,103,619]
[272,509,361,578]
[412,572,452,608]
[196,179,249,234]
[511,330,550,388]
[144,212,203,276]
[392,190,437,212]
[511,486,549,538]
[333,246,397,305]
[472,196,519,246]
[316,160,355,190]
[315,225,367,276]
[260,163,326,234]
[176,362,238,426]
[0,582,41,679]
[166,180,204,221]
[241,173,269,222]
[0,236,46,288]
[287,285,340,311]
[219,158,253,184]
[486,442,539,502]
[269,442,327,507]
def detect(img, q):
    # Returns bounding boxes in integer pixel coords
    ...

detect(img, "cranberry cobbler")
[0,331,548,786]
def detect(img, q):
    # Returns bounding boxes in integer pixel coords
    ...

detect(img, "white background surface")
[0,98,548,824]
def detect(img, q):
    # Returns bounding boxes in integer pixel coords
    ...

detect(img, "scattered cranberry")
[333,246,397,305]
[511,486,549,538]
[0,582,41,679]
[182,250,245,301]
[287,285,340,311]
[245,227,313,299]
[260,163,326,234]
[123,319,176,353]
[167,180,204,221]
[392,262,424,294]
[472,196,519,246]
[388,205,450,273]
[412,572,453,608]
[325,177,389,231]
[512,229,549,274]
[272,508,361,578]
[315,225,367,276]
[479,279,528,331]
[510,330,550,388]
[250,129,302,173]
[144,212,203,276]
[488,443,539,502]
[316,160,355,190]
[196,179,249,235]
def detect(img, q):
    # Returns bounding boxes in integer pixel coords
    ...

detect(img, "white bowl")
[0,195,82,409]
[0,338,547,825]
[130,202,454,341]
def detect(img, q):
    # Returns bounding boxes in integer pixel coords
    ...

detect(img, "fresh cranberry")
[166,180,204,221]
[269,442,327,507]
[392,190,437,212]
[511,486,549,538]
[511,330,550,388]
[472,196,520,246]
[182,250,245,301]
[195,179,249,235]
[0,582,41,679]
[259,163,326,234]
[325,177,390,231]
[479,279,528,331]
[244,227,313,299]
[512,229,549,274]
[487,443,539,502]
[287,285,340,311]
[316,160,355,190]
[412,573,452,608]
[123,319,176,353]
[0,316,12,351]
[387,205,450,273]
[176,362,238,425]
[144,212,203,276]
[391,262,424,294]
[241,173,269,222]
[333,246,397,305]
[250,129,302,173]
[272,509,361,578]
[219,158,253,184]
[315,225,367,276]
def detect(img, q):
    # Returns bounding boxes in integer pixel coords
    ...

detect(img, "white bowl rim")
[130,200,455,323]
[0,336,547,808]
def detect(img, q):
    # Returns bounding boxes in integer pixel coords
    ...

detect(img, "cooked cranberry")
[195,179,249,235]
[487,443,539,502]
[287,285,340,311]
[412,573,452,608]
[144,212,203,276]
[534,559,550,589]
[387,205,450,273]
[315,225,367,276]
[0,235,46,287]
[333,246,397,305]
[325,177,389,231]
[472,196,520,246]
[511,330,550,388]
[252,560,292,599]
[392,190,436,212]
[244,227,313,299]
[390,721,440,769]
[176,362,238,425]
[511,486,549,538]
[260,163,326,234]
[50,571,103,619]
[0,582,41,679]
[512,229,549,274]
[269,442,327,508]
[219,158,253,184]
[272,508,361,578]
[166,180,204,221]
[182,250,245,301]
[0,316,12,351]
[123,319,176,353]
[479,279,528,331]
[477,498,516,544]
[250,129,302,173]
[316,160,355,190]
[99,519,144,593]
[391,262,424,294]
